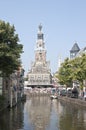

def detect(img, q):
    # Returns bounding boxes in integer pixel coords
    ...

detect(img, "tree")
[72,54,86,89]
[0,20,23,77]
[80,54,86,81]
[57,58,73,87]
[57,54,86,89]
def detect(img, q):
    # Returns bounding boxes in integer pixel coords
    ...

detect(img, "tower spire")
[37,24,44,40]
[35,24,46,61]
[39,23,42,31]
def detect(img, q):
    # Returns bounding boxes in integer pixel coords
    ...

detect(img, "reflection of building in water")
[0,102,24,130]
[27,97,51,130]
[9,103,24,130]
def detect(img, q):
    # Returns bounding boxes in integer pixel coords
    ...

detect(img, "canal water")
[0,96,86,130]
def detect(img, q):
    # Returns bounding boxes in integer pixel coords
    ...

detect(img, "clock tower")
[35,24,46,63]
[27,24,52,87]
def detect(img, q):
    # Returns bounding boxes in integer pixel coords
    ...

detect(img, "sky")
[0,0,86,76]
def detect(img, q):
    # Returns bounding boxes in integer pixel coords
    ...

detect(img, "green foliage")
[58,58,73,87]
[0,20,23,77]
[57,54,86,88]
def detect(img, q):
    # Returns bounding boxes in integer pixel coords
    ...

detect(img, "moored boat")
[50,94,58,99]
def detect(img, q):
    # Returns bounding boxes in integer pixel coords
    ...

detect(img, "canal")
[0,96,86,130]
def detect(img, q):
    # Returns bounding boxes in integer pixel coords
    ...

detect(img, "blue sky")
[0,0,86,76]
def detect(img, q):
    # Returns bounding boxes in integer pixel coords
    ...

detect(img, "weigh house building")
[27,25,52,88]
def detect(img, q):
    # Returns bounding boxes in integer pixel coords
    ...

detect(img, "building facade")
[70,42,86,59]
[70,42,80,59]
[27,25,52,87]
[2,66,25,108]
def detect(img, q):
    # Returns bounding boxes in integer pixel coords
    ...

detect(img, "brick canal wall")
[58,96,86,108]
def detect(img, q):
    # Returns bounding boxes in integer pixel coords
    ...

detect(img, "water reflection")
[59,101,86,130]
[0,97,86,130]
[0,102,24,130]
[25,96,51,130]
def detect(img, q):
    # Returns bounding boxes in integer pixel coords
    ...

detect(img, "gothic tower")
[27,25,52,87]
[35,24,46,63]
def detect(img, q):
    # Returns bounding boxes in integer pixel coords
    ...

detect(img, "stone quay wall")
[58,96,86,108]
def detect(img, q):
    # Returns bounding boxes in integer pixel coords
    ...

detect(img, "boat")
[50,88,58,99]
[50,94,58,99]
